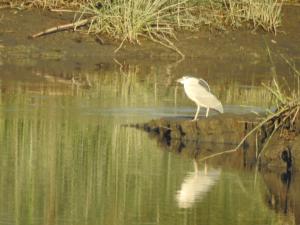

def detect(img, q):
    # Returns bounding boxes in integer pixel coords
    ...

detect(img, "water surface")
[0,64,296,225]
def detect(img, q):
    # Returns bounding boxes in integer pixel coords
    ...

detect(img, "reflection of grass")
[216,83,273,108]
[2,64,279,109]
[13,64,281,109]
[0,79,288,225]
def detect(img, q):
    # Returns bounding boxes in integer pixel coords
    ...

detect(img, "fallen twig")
[30,16,96,38]
[50,9,79,13]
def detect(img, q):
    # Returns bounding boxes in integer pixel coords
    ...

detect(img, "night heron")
[177,76,223,120]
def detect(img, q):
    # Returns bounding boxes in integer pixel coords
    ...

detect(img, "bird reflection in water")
[176,160,221,208]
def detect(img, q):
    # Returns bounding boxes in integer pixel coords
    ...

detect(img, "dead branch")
[50,9,80,13]
[30,16,96,38]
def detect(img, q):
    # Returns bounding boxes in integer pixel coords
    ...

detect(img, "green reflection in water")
[0,67,288,225]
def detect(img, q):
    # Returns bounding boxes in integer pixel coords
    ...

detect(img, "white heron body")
[177,76,223,120]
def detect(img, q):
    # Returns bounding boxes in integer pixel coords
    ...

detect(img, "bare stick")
[50,9,80,13]
[114,36,127,53]
[30,16,96,38]
[198,105,296,162]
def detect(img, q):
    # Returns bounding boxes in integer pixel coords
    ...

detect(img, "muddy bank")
[0,6,300,80]
[134,114,258,169]
[133,113,300,223]
[137,114,258,144]
[134,113,300,172]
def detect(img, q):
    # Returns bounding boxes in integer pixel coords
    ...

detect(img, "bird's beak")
[177,78,184,84]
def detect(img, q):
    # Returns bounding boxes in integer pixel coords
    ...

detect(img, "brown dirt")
[135,112,300,172]
[0,6,299,82]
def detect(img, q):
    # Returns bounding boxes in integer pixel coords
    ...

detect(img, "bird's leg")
[205,107,210,118]
[193,105,200,120]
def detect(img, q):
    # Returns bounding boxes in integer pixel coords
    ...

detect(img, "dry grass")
[2,0,283,55]
[1,0,88,8]
[77,0,282,55]
[199,55,300,162]
[79,0,198,56]
[199,0,283,33]
[223,0,282,33]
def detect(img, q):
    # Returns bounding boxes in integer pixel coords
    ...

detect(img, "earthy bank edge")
[1,6,299,75]
[132,114,300,172]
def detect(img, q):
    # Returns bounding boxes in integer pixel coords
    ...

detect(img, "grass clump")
[223,0,282,33]
[2,0,283,55]
[79,0,198,56]
[78,0,282,55]
[203,0,282,33]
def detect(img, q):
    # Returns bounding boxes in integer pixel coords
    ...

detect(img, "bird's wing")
[198,79,210,92]
[184,83,223,112]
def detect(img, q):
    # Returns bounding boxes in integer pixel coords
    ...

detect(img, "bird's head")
[177,76,198,85]
[177,76,192,84]
[177,76,211,92]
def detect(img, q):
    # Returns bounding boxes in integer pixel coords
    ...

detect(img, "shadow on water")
[0,61,299,225]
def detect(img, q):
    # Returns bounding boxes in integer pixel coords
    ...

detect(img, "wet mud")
[135,113,300,172]
[0,6,300,80]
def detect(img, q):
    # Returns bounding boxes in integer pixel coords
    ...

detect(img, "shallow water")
[0,64,298,225]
